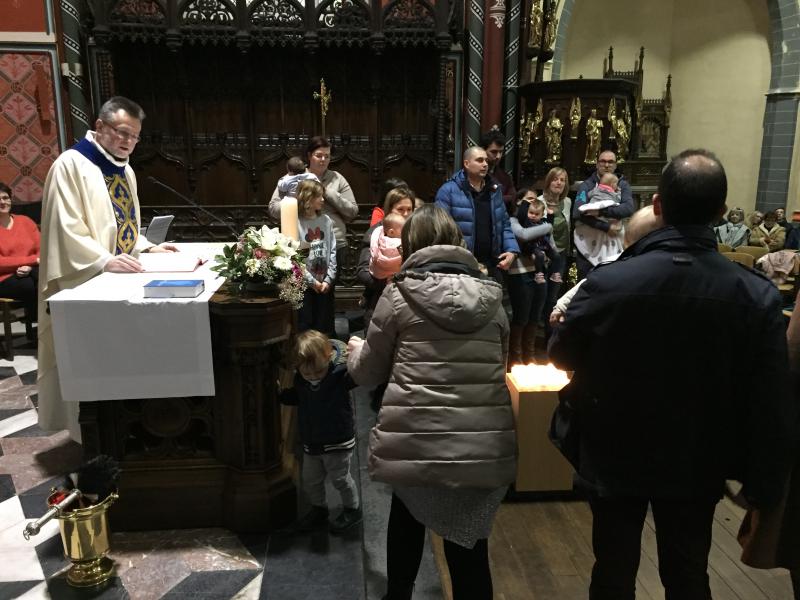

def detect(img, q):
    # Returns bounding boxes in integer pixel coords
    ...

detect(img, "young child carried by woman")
[368,211,406,280]
[515,197,563,284]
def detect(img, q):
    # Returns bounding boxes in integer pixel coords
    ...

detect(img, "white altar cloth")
[48,243,228,402]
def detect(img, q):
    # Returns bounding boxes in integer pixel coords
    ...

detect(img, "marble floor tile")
[44,576,129,599]
[19,370,37,386]
[0,495,24,530]
[0,376,22,393]
[0,391,35,410]
[161,570,260,599]
[0,546,45,582]
[34,533,70,579]
[14,580,48,599]
[0,444,80,496]
[0,474,14,501]
[12,356,39,376]
[0,580,43,599]
[0,408,37,437]
[114,551,191,600]
[232,572,262,599]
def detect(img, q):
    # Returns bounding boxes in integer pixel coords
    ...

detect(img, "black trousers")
[297,286,335,336]
[386,493,492,600]
[589,495,718,600]
[0,267,38,321]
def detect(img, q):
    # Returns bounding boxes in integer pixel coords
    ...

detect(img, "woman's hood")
[394,245,503,333]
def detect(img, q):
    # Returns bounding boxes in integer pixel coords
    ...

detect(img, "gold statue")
[569,97,581,139]
[544,109,563,165]
[528,0,543,50]
[607,99,617,140]
[614,100,632,163]
[584,108,602,164]
[520,112,534,162]
[313,78,333,137]
[543,1,559,52]
[532,98,544,140]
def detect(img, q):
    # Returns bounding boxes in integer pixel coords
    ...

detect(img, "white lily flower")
[273,256,293,270]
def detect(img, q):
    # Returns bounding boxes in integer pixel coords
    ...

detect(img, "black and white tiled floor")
[0,321,443,599]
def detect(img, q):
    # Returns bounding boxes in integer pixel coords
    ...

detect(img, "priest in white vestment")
[38,96,176,441]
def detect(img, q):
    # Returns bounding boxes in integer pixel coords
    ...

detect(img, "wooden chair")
[736,245,769,262]
[717,243,733,253]
[722,251,754,268]
[0,298,33,360]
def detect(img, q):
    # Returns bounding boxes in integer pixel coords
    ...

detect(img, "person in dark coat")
[548,148,796,600]
[279,330,361,533]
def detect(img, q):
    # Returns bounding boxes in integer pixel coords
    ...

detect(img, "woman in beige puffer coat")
[348,204,516,600]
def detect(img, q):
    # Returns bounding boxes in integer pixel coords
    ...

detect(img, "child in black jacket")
[279,329,361,533]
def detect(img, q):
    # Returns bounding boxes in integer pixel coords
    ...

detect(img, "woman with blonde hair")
[347,204,516,600]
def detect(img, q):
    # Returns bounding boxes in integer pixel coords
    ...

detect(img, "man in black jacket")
[549,149,796,600]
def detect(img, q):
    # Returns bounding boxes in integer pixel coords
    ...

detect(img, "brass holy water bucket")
[47,490,118,587]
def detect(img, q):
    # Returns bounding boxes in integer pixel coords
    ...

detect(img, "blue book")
[143,279,205,299]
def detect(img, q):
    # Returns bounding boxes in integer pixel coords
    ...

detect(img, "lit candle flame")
[508,363,570,391]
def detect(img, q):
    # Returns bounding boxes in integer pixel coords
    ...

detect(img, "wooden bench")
[0,298,34,360]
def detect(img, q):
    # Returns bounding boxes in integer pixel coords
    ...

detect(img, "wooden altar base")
[79,285,298,533]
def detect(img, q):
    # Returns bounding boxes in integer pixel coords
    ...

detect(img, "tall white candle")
[280,197,299,241]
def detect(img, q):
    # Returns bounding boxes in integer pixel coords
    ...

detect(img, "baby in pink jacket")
[369,212,405,280]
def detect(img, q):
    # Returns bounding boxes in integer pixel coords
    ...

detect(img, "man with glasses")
[37,96,175,441]
[572,149,635,278]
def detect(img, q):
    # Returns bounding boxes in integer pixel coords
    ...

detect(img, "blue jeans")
[507,272,547,326]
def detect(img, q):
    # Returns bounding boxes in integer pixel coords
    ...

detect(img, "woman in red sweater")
[0,183,40,321]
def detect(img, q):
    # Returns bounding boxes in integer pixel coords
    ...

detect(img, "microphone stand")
[147,176,240,239]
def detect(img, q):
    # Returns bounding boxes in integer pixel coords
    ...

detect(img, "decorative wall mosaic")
[0,51,61,205]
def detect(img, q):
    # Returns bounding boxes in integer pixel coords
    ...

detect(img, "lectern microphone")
[147,176,239,238]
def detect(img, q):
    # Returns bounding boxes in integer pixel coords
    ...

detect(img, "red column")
[481,0,507,130]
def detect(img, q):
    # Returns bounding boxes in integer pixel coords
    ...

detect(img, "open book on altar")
[139,252,204,272]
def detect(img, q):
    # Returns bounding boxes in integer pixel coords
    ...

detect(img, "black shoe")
[329,507,362,533]
[292,505,329,532]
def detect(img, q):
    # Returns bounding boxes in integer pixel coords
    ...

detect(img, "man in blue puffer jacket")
[435,146,519,277]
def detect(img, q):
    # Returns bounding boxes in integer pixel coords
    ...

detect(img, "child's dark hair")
[515,198,547,255]
[287,156,306,175]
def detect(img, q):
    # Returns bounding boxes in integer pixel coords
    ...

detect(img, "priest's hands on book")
[103,242,180,273]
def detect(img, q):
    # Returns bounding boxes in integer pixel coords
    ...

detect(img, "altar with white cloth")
[47,243,298,533]
[48,243,226,403]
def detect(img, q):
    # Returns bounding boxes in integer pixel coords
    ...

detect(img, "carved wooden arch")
[175,0,238,45]
[108,0,167,42]
[110,0,167,21]
[382,0,437,46]
[178,0,236,24]
[316,0,371,46]
[248,0,305,46]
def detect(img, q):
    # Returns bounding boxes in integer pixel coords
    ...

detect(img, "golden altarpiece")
[519,46,673,205]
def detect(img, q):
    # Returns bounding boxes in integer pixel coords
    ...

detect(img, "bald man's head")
[657,149,727,226]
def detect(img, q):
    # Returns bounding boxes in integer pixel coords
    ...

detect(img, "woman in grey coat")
[347,205,517,600]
